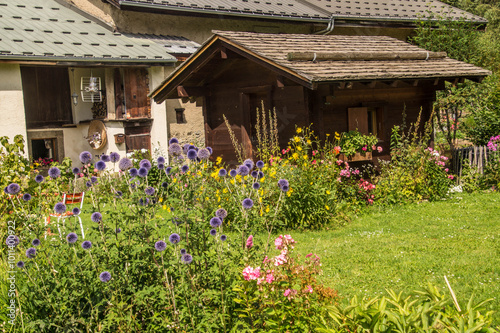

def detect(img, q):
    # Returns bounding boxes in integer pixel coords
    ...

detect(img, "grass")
[69,191,500,323]
[287,192,500,322]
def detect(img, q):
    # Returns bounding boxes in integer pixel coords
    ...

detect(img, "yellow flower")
[259,197,262,203]
[287,192,291,197]
[326,190,330,195]
[296,127,302,134]
[326,133,330,137]
[230,179,235,185]
[223,188,228,194]
[325,205,329,210]
[303,155,308,160]
[162,205,167,210]
[266,206,270,213]
[297,146,302,151]
[216,156,222,165]
[173,178,177,183]
[307,140,311,145]
[159,197,163,203]
[294,136,300,143]
[167,207,171,212]
[292,152,299,160]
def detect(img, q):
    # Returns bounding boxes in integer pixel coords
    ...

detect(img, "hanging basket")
[86,120,107,150]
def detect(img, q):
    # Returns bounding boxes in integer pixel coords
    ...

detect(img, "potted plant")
[339,130,378,161]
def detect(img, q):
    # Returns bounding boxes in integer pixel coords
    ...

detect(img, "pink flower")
[283,289,291,297]
[336,160,343,166]
[372,145,376,151]
[242,266,261,281]
[448,175,454,180]
[362,146,367,151]
[377,146,383,153]
[445,168,449,172]
[306,253,313,258]
[305,285,313,293]
[274,236,283,249]
[263,255,269,263]
[266,273,274,284]
[246,235,254,249]
[274,253,287,266]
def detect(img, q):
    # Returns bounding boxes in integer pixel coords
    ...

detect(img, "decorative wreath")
[86,120,107,150]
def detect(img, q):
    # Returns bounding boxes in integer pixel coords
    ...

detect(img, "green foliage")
[317,283,495,332]
[374,115,453,204]
[339,130,378,158]
[0,135,30,192]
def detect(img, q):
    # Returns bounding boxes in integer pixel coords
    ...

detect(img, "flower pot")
[339,152,372,162]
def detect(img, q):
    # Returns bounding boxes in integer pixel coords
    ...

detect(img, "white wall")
[0,64,28,154]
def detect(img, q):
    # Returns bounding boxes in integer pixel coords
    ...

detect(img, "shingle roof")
[151,30,491,101]
[123,33,200,54]
[110,0,487,24]
[0,0,185,63]
[214,30,491,82]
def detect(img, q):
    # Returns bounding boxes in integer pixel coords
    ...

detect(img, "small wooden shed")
[150,31,490,163]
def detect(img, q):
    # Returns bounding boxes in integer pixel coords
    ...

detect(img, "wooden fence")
[451,146,499,178]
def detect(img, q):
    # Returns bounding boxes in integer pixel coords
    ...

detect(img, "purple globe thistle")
[188,144,197,151]
[210,217,222,228]
[3,186,8,194]
[256,160,265,169]
[155,240,167,252]
[110,152,120,163]
[79,151,92,164]
[281,184,290,192]
[22,193,32,201]
[218,168,227,177]
[81,240,92,250]
[181,165,189,173]
[258,171,264,179]
[86,181,92,188]
[220,235,227,242]
[197,148,211,160]
[16,261,25,269]
[278,179,289,189]
[209,229,217,236]
[251,170,259,178]
[157,156,166,164]
[242,198,254,209]
[138,167,149,178]
[6,235,19,247]
[237,165,250,176]
[129,168,138,177]
[139,159,152,170]
[130,183,136,190]
[26,247,36,259]
[181,253,193,264]
[253,182,261,190]
[32,238,41,247]
[158,163,165,170]
[187,149,198,160]
[145,187,155,196]
[35,174,44,183]
[161,182,168,188]
[99,271,111,282]
[207,147,213,154]
[182,144,190,153]
[115,191,123,198]
[180,248,187,255]
[119,157,133,171]
[101,154,110,162]
[168,143,182,156]
[72,207,81,215]
[66,232,78,244]
[168,233,181,244]
[115,227,122,233]
[168,137,179,145]
[229,169,237,177]
[72,167,80,175]
[7,183,21,195]
[139,198,150,206]
[91,176,98,184]
[54,202,67,214]
[216,208,228,219]
[171,217,183,226]
[165,167,172,175]
[91,212,102,223]
[243,159,254,170]
[95,160,106,171]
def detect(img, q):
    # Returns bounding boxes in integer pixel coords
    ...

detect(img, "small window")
[348,107,381,138]
[175,108,186,124]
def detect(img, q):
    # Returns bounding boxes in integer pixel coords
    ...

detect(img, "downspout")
[314,15,335,34]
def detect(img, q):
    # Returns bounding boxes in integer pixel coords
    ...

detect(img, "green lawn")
[287,192,500,322]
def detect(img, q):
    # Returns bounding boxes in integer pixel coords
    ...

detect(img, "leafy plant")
[339,130,378,157]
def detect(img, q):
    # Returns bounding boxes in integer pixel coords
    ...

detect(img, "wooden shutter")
[124,68,150,119]
[348,107,368,134]
[125,125,151,152]
[21,67,73,129]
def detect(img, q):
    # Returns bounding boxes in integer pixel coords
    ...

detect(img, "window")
[348,106,383,138]
[113,68,150,119]
[20,67,73,129]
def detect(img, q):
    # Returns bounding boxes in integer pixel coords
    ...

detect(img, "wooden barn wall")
[312,82,436,148]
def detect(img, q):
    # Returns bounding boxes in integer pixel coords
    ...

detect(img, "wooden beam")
[390,80,398,88]
[346,82,353,89]
[412,80,419,87]
[287,51,447,61]
[276,75,285,88]
[337,82,346,89]
[220,47,228,59]
[433,78,440,86]
[176,86,208,97]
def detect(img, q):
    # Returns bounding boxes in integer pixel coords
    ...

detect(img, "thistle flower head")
[91,212,102,223]
[118,157,133,170]
[72,207,81,215]
[22,193,32,201]
[101,154,110,162]
[7,183,21,195]
[32,238,41,247]
[215,208,228,219]
[26,247,36,259]
[181,253,193,264]
[237,165,250,176]
[168,143,182,156]
[81,240,92,250]
[165,167,172,175]
[218,168,227,177]
[155,240,167,252]
[187,149,198,160]
[72,167,80,175]
[256,160,265,169]
[181,165,189,173]
[129,168,138,177]
[54,202,66,214]
[99,271,111,282]
[180,248,187,255]
[110,152,120,163]
[169,233,180,244]
[197,148,211,160]
[79,151,92,164]
[91,176,98,184]
[138,167,149,177]
[66,232,78,244]
[145,187,155,196]
[210,229,217,236]
[252,182,260,190]
[168,137,179,145]
[242,198,254,209]
[158,163,165,170]
[16,261,25,268]
[243,159,254,170]
[229,169,237,177]
[210,217,222,228]
[139,159,152,170]
[251,170,258,178]
[35,175,44,183]
[6,235,19,247]
[220,235,227,242]
[95,160,106,171]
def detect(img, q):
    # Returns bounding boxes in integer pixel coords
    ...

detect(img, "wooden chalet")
[150,31,491,163]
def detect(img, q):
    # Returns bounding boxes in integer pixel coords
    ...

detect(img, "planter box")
[339,152,372,162]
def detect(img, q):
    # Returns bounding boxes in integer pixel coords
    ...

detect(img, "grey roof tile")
[0,0,198,63]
